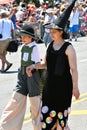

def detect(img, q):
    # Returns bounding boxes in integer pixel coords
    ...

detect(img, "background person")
[43,8,57,47]
[69,6,80,41]
[0,11,14,73]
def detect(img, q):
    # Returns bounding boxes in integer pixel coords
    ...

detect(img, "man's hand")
[26,65,34,77]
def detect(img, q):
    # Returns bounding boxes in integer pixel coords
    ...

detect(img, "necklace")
[53,42,64,50]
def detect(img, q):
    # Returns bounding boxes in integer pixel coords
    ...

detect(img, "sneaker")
[75,36,77,41]
[69,38,72,41]
[75,38,77,41]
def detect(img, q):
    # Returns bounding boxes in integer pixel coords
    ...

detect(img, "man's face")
[21,35,32,44]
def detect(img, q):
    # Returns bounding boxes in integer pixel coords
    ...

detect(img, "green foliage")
[44,0,54,4]
[15,0,54,6]
[15,0,40,7]
[33,0,40,7]
[15,0,20,4]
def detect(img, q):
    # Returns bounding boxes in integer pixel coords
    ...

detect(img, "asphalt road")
[0,36,87,130]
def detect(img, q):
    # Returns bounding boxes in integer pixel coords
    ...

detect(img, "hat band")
[51,23,63,30]
[45,23,63,30]
[20,30,35,37]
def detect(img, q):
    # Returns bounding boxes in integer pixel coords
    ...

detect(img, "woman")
[26,0,80,129]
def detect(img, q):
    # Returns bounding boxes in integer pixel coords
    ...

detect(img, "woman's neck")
[54,39,64,45]
[53,39,65,50]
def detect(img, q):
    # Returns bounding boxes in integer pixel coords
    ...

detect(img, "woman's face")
[50,29,63,41]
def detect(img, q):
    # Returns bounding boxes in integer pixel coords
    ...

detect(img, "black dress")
[41,42,73,130]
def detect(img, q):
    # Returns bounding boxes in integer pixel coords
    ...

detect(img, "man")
[0,11,14,72]
[43,8,57,47]
[69,7,80,41]
[0,24,41,130]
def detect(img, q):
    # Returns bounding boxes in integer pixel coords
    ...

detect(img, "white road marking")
[80,59,87,63]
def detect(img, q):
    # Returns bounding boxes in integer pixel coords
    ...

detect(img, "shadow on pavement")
[0,71,18,74]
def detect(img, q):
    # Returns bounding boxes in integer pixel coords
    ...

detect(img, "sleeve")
[31,45,41,63]
[44,15,49,23]
[11,21,14,30]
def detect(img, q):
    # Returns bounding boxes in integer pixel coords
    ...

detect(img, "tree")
[44,0,54,4]
[15,0,54,6]
[14,0,40,7]
[33,0,40,7]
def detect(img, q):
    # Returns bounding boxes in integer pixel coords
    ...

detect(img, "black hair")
[0,13,7,18]
[62,31,69,39]
[53,29,69,40]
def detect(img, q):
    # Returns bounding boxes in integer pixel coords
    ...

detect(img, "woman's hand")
[73,87,80,100]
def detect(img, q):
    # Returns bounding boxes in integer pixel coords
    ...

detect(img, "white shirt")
[16,10,25,21]
[69,10,80,27]
[0,18,14,40]
[23,41,40,63]
[44,14,57,33]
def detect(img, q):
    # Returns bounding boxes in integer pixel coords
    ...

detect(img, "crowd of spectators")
[0,0,87,43]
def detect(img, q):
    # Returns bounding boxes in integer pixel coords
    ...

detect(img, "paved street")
[0,36,87,130]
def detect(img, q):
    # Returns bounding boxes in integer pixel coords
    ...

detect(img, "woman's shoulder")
[65,42,75,56]
[64,41,72,46]
[57,42,72,52]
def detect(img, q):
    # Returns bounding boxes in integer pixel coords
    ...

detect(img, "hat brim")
[44,23,63,30]
[44,23,69,39]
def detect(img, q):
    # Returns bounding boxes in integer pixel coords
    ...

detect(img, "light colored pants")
[0,39,10,55]
[43,31,52,47]
[0,92,41,130]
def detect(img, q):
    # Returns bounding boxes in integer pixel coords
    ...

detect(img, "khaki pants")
[0,39,10,55]
[0,92,41,130]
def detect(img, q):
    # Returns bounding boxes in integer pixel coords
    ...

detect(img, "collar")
[25,41,36,47]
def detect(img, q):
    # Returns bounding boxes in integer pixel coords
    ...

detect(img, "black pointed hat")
[45,0,77,30]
